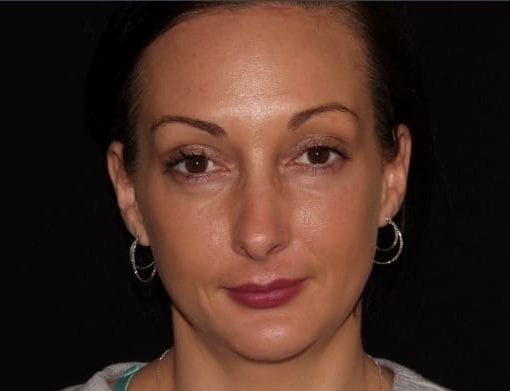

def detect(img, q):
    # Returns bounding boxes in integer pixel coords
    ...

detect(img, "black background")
[4,3,510,390]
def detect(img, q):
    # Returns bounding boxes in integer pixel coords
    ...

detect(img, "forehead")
[137,5,370,126]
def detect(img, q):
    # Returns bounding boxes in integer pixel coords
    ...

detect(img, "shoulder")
[60,362,146,391]
[376,358,452,391]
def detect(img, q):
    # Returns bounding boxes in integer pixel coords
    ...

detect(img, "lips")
[226,279,304,309]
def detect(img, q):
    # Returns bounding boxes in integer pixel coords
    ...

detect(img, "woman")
[66,2,448,390]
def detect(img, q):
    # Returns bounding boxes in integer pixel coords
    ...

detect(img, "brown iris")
[307,147,331,164]
[184,156,208,173]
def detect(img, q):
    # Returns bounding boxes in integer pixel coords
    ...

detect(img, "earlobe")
[379,125,412,226]
[106,141,150,245]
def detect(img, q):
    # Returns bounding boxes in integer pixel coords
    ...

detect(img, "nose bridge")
[232,169,290,261]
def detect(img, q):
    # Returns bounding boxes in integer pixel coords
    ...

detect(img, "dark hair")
[86,1,435,329]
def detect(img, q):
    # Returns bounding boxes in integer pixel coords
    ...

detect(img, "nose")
[231,178,290,261]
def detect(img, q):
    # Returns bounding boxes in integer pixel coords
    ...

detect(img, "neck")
[162,306,377,391]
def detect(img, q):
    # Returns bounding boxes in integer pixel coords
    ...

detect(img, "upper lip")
[226,278,304,292]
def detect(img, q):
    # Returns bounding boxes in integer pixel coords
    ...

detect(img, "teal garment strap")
[113,365,142,391]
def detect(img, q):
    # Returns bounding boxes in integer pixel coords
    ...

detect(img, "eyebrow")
[288,102,359,131]
[150,102,358,136]
[150,115,226,136]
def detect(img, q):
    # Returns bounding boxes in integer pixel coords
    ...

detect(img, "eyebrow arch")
[288,102,359,131]
[150,115,226,136]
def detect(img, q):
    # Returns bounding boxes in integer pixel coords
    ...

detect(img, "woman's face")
[109,5,410,361]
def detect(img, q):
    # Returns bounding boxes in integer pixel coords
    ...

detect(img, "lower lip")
[227,280,304,309]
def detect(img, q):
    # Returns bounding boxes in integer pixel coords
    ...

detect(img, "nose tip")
[232,187,290,262]
[235,229,287,261]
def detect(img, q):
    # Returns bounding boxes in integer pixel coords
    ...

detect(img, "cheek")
[296,170,381,242]
[291,164,382,281]
[140,181,230,295]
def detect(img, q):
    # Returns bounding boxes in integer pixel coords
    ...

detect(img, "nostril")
[239,242,283,262]
[233,225,289,261]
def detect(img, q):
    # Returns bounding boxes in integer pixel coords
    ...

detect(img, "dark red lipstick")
[226,279,304,309]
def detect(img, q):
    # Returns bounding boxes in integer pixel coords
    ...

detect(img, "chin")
[226,322,318,363]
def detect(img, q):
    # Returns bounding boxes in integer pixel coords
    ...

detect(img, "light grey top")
[62,358,452,391]
[378,359,451,391]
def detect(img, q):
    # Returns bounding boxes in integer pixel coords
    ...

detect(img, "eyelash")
[292,140,350,173]
[165,147,220,183]
[164,139,350,182]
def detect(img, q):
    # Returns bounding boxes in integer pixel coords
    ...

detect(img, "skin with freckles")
[107,4,410,391]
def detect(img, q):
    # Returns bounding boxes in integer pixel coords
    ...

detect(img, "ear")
[378,125,412,226]
[107,141,150,246]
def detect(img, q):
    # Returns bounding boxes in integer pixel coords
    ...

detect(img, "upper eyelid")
[296,134,346,146]
[292,137,348,155]
[167,145,218,160]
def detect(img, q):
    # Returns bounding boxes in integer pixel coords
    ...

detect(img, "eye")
[181,155,210,174]
[295,146,341,166]
[167,153,218,175]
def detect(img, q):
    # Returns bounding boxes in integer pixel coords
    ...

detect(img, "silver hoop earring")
[129,238,156,283]
[374,217,403,265]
